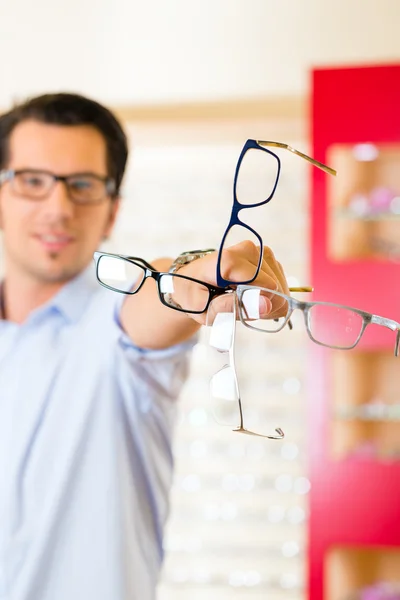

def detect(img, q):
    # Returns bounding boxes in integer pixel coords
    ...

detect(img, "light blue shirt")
[0,266,194,600]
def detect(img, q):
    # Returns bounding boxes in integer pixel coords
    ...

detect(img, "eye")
[69,178,94,190]
[20,173,47,188]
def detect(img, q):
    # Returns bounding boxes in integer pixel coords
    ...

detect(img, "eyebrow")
[9,168,110,179]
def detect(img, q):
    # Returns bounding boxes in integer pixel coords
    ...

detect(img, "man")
[0,93,289,600]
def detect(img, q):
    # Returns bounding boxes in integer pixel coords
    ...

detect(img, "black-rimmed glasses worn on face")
[206,291,285,439]
[0,169,116,204]
[235,285,400,356]
[216,139,337,287]
[94,251,227,314]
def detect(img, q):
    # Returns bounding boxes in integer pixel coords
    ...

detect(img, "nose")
[41,180,75,220]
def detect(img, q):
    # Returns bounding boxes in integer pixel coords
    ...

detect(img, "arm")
[119,241,289,350]
[119,256,201,350]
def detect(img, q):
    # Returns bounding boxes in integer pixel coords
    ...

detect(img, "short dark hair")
[0,92,129,197]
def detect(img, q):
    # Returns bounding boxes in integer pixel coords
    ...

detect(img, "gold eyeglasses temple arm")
[256,140,337,177]
[289,286,314,292]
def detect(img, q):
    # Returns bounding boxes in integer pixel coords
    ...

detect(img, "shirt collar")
[48,264,100,324]
[0,264,100,325]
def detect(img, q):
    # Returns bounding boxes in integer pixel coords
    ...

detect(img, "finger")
[250,249,291,318]
[254,246,288,295]
[262,248,286,293]
[275,260,290,295]
[203,292,235,327]
[217,240,261,284]
[200,288,274,329]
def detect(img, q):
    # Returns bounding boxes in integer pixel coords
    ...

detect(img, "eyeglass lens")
[238,287,365,349]
[159,274,211,313]
[97,255,145,293]
[235,147,279,206]
[307,303,364,348]
[219,224,261,283]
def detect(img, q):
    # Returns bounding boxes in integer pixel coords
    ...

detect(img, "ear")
[103,197,121,240]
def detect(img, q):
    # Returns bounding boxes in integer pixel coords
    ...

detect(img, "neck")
[1,271,66,324]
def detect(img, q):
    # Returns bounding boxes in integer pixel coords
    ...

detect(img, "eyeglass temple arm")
[0,169,12,184]
[121,255,156,270]
[368,314,400,357]
[232,367,285,439]
[256,140,337,177]
[123,257,229,293]
[289,286,313,292]
[234,426,285,439]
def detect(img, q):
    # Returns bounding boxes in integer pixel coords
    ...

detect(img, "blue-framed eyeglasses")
[216,139,337,287]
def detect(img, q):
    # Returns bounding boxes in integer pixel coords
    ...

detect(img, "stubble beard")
[26,250,88,285]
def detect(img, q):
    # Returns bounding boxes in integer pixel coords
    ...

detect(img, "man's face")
[0,120,120,285]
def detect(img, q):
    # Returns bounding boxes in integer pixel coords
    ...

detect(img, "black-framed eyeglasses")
[93,251,228,314]
[216,139,337,287]
[0,169,116,205]
[206,290,285,439]
[235,285,400,356]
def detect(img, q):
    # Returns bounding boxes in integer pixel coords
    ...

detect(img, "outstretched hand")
[176,241,290,326]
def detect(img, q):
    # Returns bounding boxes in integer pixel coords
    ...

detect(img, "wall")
[0,0,399,108]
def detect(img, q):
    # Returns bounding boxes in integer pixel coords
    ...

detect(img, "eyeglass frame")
[235,284,400,356]
[0,168,117,204]
[208,289,285,440]
[93,251,228,314]
[216,139,337,287]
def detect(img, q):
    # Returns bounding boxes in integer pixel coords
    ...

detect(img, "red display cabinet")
[309,65,400,600]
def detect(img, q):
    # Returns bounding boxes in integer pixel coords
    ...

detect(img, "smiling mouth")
[35,234,75,250]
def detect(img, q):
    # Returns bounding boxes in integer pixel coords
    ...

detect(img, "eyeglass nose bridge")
[284,298,307,329]
[298,302,317,342]
[42,174,75,201]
